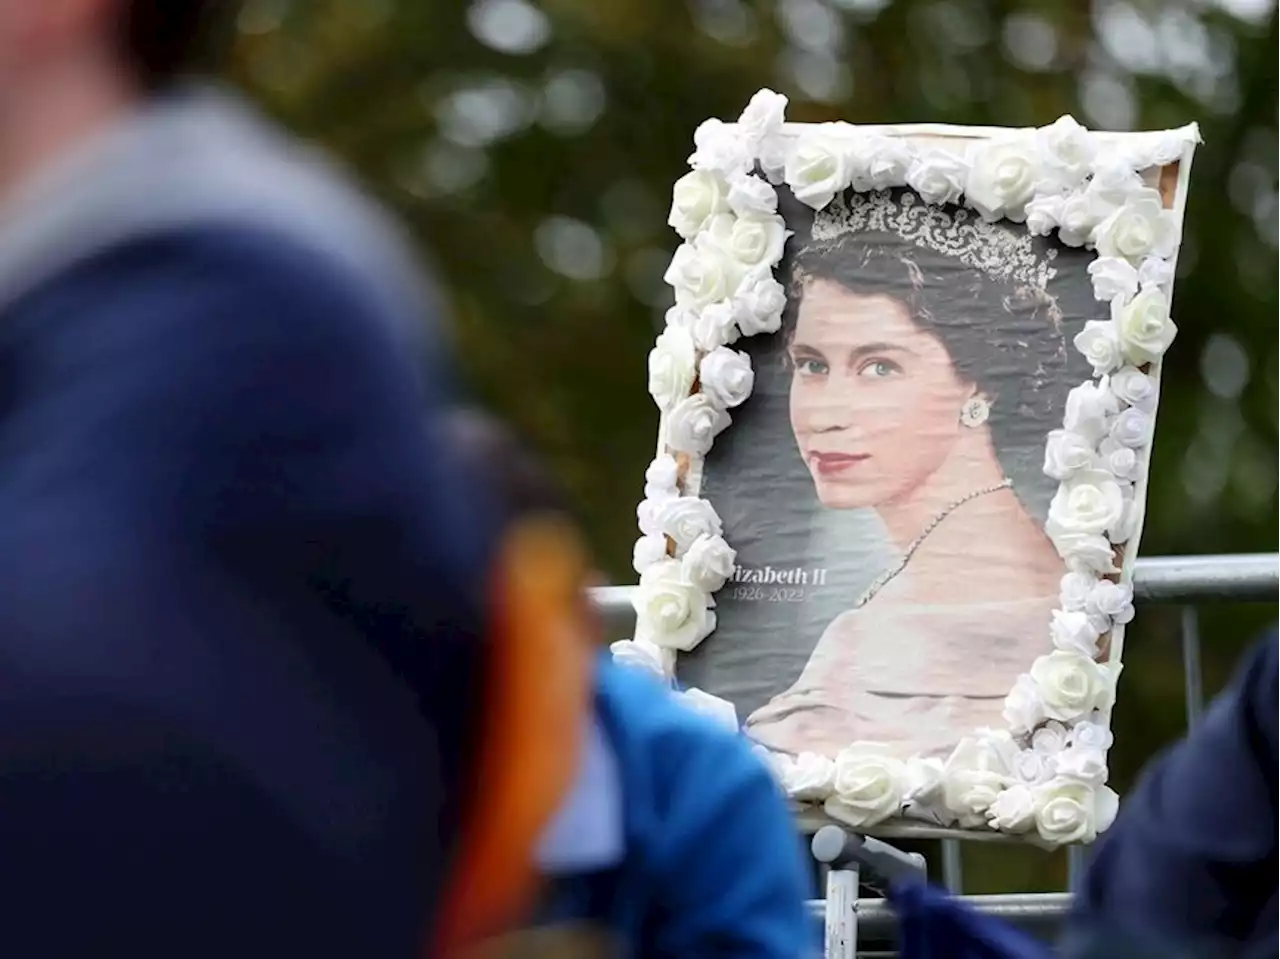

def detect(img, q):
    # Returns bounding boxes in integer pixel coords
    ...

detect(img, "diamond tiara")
[807,190,1059,290]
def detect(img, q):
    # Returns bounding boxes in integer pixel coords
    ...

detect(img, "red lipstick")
[808,451,870,476]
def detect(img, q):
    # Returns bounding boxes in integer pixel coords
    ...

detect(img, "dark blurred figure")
[1062,630,1278,959]
[443,410,816,958]
[0,3,588,956]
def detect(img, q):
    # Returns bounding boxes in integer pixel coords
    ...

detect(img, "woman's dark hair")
[781,189,1084,499]
[438,409,577,524]
[118,1,238,92]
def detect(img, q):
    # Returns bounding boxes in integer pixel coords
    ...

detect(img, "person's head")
[0,1,232,175]
[433,409,600,951]
[784,194,1068,511]
[440,408,579,527]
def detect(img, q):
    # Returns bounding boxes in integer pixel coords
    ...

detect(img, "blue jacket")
[538,659,816,957]
[0,88,499,955]
[1066,632,1278,958]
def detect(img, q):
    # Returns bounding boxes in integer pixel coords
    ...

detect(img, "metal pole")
[1130,553,1277,602]
[805,892,1072,935]
[591,554,1279,639]
[1067,844,1087,891]
[940,839,964,894]
[1181,606,1205,727]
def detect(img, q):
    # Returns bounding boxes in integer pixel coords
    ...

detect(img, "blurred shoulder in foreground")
[1064,631,1278,959]
[0,5,564,953]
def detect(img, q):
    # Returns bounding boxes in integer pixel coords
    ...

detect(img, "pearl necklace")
[853,478,1014,609]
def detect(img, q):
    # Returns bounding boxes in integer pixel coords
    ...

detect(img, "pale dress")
[744,593,1058,760]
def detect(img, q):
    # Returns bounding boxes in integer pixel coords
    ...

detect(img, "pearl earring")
[960,396,991,428]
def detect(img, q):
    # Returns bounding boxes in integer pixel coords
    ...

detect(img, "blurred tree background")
[224,0,1276,892]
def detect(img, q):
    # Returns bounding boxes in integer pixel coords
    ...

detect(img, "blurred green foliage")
[225,0,1277,893]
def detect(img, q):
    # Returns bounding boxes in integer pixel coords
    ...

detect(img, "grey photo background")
[680,186,1101,722]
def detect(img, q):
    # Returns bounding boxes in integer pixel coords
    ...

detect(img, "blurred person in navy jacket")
[443,410,817,958]
[1063,631,1278,959]
[0,2,589,956]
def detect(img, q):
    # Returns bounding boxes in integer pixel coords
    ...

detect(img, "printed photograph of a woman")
[680,187,1096,762]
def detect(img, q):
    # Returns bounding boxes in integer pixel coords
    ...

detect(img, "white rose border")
[613,90,1199,847]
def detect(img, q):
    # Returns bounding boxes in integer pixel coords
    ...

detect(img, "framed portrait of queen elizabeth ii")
[622,91,1198,844]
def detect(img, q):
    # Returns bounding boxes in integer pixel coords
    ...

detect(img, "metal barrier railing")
[590,552,1278,957]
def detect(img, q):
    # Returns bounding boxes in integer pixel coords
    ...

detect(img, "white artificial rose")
[1109,366,1157,412]
[1053,531,1120,575]
[1095,785,1120,833]
[903,755,947,808]
[699,347,755,409]
[987,783,1039,833]
[1059,571,1097,612]
[690,300,740,352]
[1003,673,1047,736]
[637,485,670,529]
[645,454,680,494]
[1062,380,1120,443]
[786,751,837,802]
[1033,779,1105,845]
[636,496,665,537]
[726,173,779,218]
[1037,115,1096,192]
[642,478,678,504]
[905,150,969,206]
[942,734,1017,827]
[664,303,697,333]
[1085,157,1145,211]
[632,534,669,574]
[1057,191,1105,247]
[1024,194,1064,237]
[1125,128,1194,168]
[1113,284,1177,365]
[631,558,715,652]
[1097,437,1142,482]
[737,88,789,179]
[1047,468,1127,540]
[1014,748,1057,785]
[1086,580,1135,627]
[680,533,737,592]
[1032,721,1069,756]
[1108,407,1152,449]
[824,742,908,827]
[1050,608,1102,657]
[784,132,852,210]
[1069,718,1115,751]
[732,270,787,336]
[1092,187,1179,262]
[668,169,730,239]
[664,233,745,309]
[675,687,739,732]
[1043,429,1098,481]
[1086,257,1139,303]
[1054,744,1108,788]
[655,496,722,555]
[707,212,788,270]
[737,88,787,146]
[1137,255,1175,290]
[1073,319,1124,376]
[647,325,698,410]
[849,134,912,191]
[1028,651,1116,724]
[665,393,731,457]
[687,117,753,178]
[965,137,1039,222]
[609,637,669,681]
